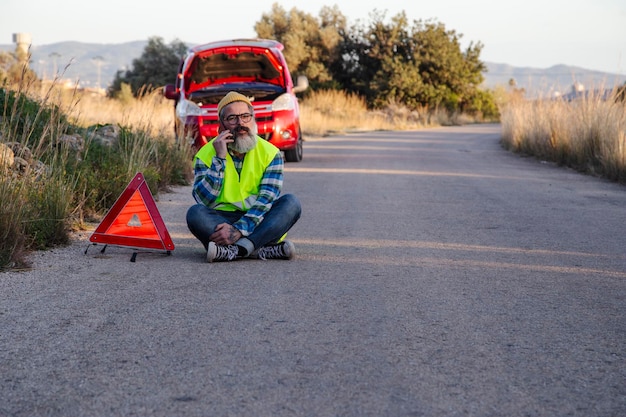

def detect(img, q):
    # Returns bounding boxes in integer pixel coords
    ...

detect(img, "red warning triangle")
[89,172,175,252]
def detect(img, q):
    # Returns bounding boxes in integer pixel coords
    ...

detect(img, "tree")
[108,37,187,98]
[333,11,487,113]
[415,19,486,112]
[0,51,17,83]
[334,11,416,107]
[255,3,346,90]
[0,50,38,86]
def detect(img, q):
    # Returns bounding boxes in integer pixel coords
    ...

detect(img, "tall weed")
[1,79,76,269]
[1,82,192,270]
[300,89,426,136]
[23,173,74,249]
[0,176,27,268]
[501,87,626,183]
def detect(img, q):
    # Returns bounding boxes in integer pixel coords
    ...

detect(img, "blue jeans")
[186,194,301,255]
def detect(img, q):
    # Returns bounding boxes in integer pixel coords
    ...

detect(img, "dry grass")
[500,87,626,183]
[300,89,436,136]
[69,88,437,139]
[34,82,175,139]
[39,85,468,140]
[1,82,76,268]
[75,92,174,138]
[0,176,27,267]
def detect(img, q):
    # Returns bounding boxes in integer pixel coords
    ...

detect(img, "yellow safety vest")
[195,138,279,211]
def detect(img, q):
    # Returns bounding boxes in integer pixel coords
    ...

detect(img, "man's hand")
[211,131,234,159]
[210,223,242,245]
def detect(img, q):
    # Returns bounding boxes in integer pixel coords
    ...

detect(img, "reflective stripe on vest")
[195,138,279,211]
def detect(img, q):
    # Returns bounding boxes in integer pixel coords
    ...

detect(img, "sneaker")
[207,242,239,262]
[252,240,295,260]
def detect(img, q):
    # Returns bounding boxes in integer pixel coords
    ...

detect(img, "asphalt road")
[1,124,625,416]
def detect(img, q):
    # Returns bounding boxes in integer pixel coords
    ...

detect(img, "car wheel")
[284,133,303,163]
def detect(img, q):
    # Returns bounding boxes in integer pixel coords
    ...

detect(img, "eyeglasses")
[222,113,253,124]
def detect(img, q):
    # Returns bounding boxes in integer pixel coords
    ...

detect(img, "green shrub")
[68,127,192,219]
[1,86,192,270]
[0,88,70,150]
[0,177,27,269]
[23,175,73,250]
[152,138,194,190]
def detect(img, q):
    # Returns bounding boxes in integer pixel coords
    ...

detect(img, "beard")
[228,123,258,154]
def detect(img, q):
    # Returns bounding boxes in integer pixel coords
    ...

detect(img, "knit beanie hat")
[217,91,252,115]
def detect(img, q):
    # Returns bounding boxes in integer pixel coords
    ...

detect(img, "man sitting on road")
[186,91,302,262]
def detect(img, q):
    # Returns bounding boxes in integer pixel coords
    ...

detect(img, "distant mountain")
[2,41,625,96]
[0,41,148,89]
[483,62,626,97]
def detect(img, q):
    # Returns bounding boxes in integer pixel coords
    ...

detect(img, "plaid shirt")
[192,150,284,236]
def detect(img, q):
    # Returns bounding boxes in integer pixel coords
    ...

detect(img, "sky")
[1,0,625,75]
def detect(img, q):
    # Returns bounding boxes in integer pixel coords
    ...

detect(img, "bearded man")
[186,91,302,262]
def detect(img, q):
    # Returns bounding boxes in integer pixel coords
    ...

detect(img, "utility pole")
[49,52,61,78]
[92,55,105,90]
[38,59,46,81]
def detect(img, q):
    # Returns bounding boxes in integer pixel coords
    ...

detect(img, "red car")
[163,39,308,162]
